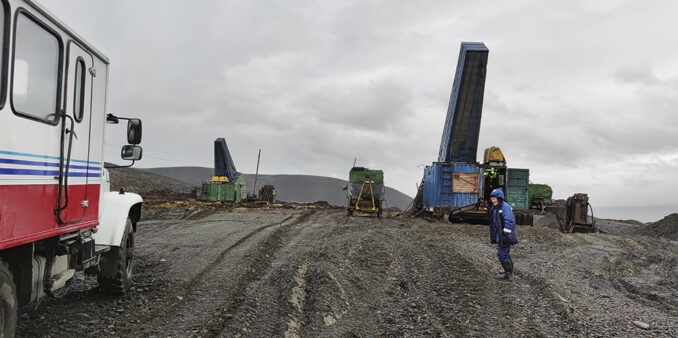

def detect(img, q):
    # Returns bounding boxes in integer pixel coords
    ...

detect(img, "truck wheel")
[0,260,17,337]
[98,218,134,294]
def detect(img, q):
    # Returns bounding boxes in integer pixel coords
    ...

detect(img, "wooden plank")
[452,173,479,193]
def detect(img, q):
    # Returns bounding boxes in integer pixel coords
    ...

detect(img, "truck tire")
[98,218,134,294]
[0,260,17,337]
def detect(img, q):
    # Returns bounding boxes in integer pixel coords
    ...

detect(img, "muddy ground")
[16,203,678,337]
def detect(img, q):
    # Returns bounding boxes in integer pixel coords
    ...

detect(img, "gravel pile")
[638,213,678,240]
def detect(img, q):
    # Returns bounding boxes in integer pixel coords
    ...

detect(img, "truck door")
[59,42,94,223]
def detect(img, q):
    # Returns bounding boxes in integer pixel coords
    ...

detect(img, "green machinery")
[346,167,385,218]
[528,184,553,209]
[198,138,248,202]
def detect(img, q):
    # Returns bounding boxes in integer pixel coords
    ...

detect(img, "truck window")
[12,13,61,123]
[73,57,85,122]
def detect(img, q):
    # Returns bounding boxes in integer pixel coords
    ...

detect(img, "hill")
[140,166,413,210]
[107,164,195,194]
[637,213,678,241]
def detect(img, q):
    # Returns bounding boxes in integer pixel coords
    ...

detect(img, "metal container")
[423,162,483,212]
[199,175,247,202]
[505,168,529,210]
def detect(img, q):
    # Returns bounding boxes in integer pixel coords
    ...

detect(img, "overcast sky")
[41,0,678,213]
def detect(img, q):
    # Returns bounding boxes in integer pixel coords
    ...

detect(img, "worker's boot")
[495,269,506,279]
[495,261,508,280]
[503,260,513,281]
[495,261,512,281]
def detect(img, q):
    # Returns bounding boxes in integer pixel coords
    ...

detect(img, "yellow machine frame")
[355,180,377,212]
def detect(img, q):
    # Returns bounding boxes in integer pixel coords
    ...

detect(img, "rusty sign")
[452,173,479,193]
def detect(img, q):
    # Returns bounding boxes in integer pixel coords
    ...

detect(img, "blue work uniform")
[489,189,517,262]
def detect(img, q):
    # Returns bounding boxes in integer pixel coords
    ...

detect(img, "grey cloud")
[615,65,660,85]
[294,79,413,130]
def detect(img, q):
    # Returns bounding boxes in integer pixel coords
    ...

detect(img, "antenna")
[253,149,261,196]
[353,157,357,167]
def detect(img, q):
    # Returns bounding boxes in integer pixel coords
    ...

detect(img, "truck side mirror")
[121,145,143,161]
[127,119,142,144]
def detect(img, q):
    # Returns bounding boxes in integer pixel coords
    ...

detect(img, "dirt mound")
[638,213,678,240]
[107,164,196,194]
[610,219,646,227]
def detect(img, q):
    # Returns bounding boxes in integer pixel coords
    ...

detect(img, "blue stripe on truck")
[0,150,102,165]
[0,168,100,177]
[0,158,101,171]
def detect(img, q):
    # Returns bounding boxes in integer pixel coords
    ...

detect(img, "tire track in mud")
[185,214,297,292]
[391,230,497,336]
[132,211,314,336]
[215,210,354,337]
[284,261,310,338]
[294,218,396,336]
[196,210,320,337]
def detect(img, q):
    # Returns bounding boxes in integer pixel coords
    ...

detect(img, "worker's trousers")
[497,243,511,262]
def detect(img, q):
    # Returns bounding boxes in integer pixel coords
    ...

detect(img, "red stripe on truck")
[0,184,100,249]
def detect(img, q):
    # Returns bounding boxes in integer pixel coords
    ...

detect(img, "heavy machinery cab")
[481,146,506,200]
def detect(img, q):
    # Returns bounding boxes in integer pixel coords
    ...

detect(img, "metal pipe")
[253,149,261,197]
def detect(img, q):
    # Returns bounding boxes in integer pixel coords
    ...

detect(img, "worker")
[489,188,518,281]
[485,168,498,180]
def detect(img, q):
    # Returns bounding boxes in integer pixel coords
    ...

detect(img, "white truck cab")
[0,1,144,336]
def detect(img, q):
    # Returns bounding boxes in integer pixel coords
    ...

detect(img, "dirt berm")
[637,213,678,241]
[16,205,678,337]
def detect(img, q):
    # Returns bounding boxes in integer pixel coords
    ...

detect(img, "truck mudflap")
[92,192,142,247]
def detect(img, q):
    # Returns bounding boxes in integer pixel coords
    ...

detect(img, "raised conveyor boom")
[437,42,489,163]
[214,138,239,180]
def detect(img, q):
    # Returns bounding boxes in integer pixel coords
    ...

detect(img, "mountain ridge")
[139,166,413,210]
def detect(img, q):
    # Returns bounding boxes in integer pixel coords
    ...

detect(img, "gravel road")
[16,208,678,337]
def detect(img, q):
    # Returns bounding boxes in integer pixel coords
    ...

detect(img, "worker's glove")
[503,228,512,234]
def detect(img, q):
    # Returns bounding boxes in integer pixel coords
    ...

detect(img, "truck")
[0,1,144,335]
